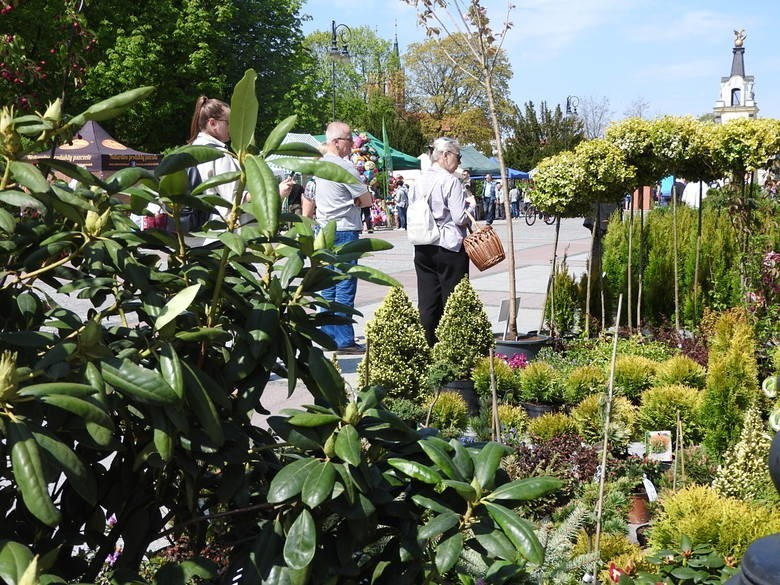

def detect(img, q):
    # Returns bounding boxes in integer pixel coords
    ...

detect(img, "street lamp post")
[565,95,579,117]
[330,20,352,121]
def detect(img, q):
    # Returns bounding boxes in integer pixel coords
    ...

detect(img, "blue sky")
[300,0,780,122]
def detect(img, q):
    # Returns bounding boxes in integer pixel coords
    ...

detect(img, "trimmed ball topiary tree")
[358,287,431,401]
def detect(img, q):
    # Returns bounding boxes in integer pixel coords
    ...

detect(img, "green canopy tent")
[313,132,421,171]
[458,145,500,177]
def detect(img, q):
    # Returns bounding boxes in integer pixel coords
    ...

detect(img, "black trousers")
[414,244,470,346]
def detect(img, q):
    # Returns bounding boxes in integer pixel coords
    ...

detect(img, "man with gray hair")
[315,121,371,354]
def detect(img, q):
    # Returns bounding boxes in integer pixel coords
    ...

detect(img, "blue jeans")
[484,197,496,224]
[397,205,407,229]
[320,230,360,348]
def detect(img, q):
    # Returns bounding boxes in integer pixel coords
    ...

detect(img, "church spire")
[713,29,758,123]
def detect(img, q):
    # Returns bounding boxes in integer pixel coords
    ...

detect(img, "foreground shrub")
[613,355,657,403]
[564,364,607,405]
[472,355,516,402]
[527,412,577,442]
[515,361,564,403]
[358,287,431,400]
[648,485,780,560]
[570,394,636,448]
[636,384,704,445]
[427,391,469,436]
[654,354,706,389]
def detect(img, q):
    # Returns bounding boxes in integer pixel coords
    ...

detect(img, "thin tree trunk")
[585,208,599,337]
[637,188,644,330]
[673,185,680,332]
[693,182,703,324]
[539,218,562,335]
[627,194,634,331]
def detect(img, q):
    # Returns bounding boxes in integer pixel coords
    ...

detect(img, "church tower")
[713,29,758,123]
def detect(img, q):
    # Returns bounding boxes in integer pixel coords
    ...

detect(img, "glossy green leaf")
[345,264,401,287]
[0,208,15,233]
[279,253,304,289]
[334,425,361,466]
[484,501,543,565]
[472,442,510,491]
[410,494,451,515]
[154,558,218,585]
[150,409,173,462]
[475,529,517,562]
[69,86,155,126]
[485,476,563,502]
[38,394,113,430]
[262,115,297,155]
[101,358,179,405]
[40,159,107,189]
[301,461,336,508]
[267,458,320,503]
[307,348,347,412]
[270,158,361,184]
[450,438,475,479]
[17,382,97,398]
[86,421,113,447]
[174,327,232,343]
[286,412,341,427]
[10,161,50,193]
[271,141,321,157]
[418,512,459,541]
[244,154,280,235]
[230,69,258,153]
[105,167,156,192]
[158,169,189,197]
[218,231,246,256]
[7,419,60,526]
[0,540,33,585]
[0,190,43,209]
[435,533,463,575]
[283,509,316,570]
[155,284,201,331]
[181,362,224,446]
[419,438,463,481]
[387,459,442,485]
[337,238,393,255]
[32,430,97,504]
[439,479,478,500]
[159,344,184,400]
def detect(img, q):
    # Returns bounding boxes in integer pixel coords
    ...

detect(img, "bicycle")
[523,203,556,226]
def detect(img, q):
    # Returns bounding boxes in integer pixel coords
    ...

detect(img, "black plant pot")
[494,331,551,361]
[520,400,558,419]
[441,380,480,417]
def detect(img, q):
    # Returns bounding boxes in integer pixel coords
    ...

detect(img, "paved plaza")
[260,216,592,419]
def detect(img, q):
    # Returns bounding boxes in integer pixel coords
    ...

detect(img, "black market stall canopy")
[28,121,161,176]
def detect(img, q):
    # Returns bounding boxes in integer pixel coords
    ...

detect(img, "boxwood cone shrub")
[527,412,577,442]
[357,286,431,401]
[611,355,657,403]
[432,276,494,381]
[653,354,707,389]
[636,384,705,446]
[648,485,780,560]
[570,394,637,449]
[515,361,564,404]
[472,355,515,402]
[712,405,776,502]
[564,364,608,405]
[701,309,759,460]
[0,76,564,584]
[543,255,582,336]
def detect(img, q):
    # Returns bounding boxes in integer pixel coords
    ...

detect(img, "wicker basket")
[463,224,505,271]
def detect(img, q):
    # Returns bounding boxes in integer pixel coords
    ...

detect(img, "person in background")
[315,121,370,353]
[496,179,505,220]
[482,173,497,225]
[394,175,409,230]
[509,182,520,219]
[302,176,316,218]
[187,96,291,226]
[286,173,304,216]
[408,137,472,346]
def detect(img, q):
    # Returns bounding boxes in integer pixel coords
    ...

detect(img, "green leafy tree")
[504,101,584,172]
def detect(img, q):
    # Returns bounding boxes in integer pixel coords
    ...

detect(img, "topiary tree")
[432,276,494,382]
[357,287,431,401]
[654,354,706,389]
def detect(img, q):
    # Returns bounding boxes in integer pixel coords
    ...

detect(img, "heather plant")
[563,364,607,405]
[648,485,780,560]
[636,384,704,445]
[653,354,706,389]
[570,394,637,449]
[701,309,759,459]
[612,355,657,403]
[358,287,431,400]
[712,405,776,503]
[527,412,577,442]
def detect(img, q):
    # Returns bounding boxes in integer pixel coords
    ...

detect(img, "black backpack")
[181,166,211,232]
